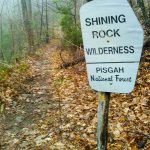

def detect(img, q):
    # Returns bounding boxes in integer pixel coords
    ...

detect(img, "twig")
[125,130,150,138]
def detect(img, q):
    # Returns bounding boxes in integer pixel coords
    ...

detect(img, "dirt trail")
[0,43,61,150]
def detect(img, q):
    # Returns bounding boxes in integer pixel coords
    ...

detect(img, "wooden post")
[97,92,110,150]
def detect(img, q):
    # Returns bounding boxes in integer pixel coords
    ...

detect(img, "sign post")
[80,0,144,149]
[97,92,110,150]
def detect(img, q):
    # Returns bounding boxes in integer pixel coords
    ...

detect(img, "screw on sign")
[80,0,144,150]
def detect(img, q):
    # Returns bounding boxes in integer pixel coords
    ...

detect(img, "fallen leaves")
[50,45,150,149]
[0,41,149,149]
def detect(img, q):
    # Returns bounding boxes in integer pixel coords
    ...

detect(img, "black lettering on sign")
[86,46,135,55]
[115,75,132,82]
[86,48,97,55]
[92,31,99,38]
[91,75,113,82]
[129,46,134,53]
[107,29,113,37]
[92,17,99,25]
[85,18,91,26]
[114,29,120,37]
[96,67,124,73]
[92,29,120,39]
[85,14,126,26]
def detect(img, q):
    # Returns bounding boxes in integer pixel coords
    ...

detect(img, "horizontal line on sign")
[87,61,139,64]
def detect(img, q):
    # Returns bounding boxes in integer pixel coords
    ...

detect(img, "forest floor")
[0,40,150,150]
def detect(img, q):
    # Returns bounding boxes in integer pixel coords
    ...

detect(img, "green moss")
[17,63,29,72]
[0,64,12,81]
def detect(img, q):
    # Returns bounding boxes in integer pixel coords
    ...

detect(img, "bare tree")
[40,0,44,41]
[45,0,49,43]
[21,0,34,51]
[0,0,7,61]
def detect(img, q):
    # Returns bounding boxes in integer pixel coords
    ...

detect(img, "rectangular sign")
[87,63,139,93]
[80,0,144,93]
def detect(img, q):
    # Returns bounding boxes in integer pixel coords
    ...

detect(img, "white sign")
[80,0,144,93]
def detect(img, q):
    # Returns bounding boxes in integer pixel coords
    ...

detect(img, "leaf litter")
[0,40,149,149]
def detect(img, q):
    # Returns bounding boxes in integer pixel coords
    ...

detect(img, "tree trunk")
[10,22,15,59]
[21,0,34,51]
[0,0,6,61]
[40,0,44,41]
[0,18,4,61]
[147,0,150,19]
[45,0,49,43]
[73,0,77,26]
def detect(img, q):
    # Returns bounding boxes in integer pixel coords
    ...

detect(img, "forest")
[0,0,150,150]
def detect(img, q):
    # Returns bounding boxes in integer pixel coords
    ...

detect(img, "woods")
[0,0,150,150]
[0,0,54,63]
